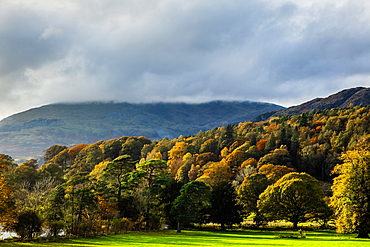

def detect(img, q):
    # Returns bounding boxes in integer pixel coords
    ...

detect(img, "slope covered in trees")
[0,101,283,159]
[1,105,370,238]
[253,87,370,121]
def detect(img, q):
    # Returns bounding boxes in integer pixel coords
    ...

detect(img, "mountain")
[0,101,284,159]
[252,87,370,121]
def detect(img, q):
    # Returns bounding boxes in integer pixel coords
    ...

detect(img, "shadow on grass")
[2,230,370,246]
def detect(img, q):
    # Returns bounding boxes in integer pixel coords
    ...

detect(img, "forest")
[1,104,370,238]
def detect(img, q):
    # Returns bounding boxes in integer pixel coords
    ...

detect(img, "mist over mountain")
[0,101,283,159]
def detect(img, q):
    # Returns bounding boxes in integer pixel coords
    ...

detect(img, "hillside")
[0,101,283,159]
[252,87,370,121]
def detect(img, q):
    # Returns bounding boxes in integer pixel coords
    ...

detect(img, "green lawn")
[1,230,370,247]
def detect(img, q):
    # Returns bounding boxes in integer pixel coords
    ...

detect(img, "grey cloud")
[0,0,370,119]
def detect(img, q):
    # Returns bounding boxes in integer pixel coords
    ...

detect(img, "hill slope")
[252,87,370,121]
[0,101,284,159]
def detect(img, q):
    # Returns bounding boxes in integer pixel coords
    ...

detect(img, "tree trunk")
[177,222,181,233]
[356,229,369,238]
[221,222,226,231]
[292,220,298,229]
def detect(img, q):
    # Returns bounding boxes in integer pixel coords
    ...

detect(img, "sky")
[1,0,370,120]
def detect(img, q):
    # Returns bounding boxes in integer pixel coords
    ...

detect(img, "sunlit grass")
[1,230,369,247]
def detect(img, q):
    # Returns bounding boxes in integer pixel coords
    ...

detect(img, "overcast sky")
[1,0,370,120]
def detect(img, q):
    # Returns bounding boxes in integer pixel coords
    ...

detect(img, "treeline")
[0,105,370,238]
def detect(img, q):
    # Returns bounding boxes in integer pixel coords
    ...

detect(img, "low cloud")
[0,0,370,119]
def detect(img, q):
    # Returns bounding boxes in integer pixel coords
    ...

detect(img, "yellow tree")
[331,150,370,238]
[258,164,295,184]
[197,159,232,187]
[168,142,188,178]
[259,172,330,229]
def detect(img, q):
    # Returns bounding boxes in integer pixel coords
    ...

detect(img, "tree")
[331,150,370,238]
[175,153,193,183]
[63,175,97,236]
[102,155,136,215]
[39,162,64,183]
[11,210,43,239]
[168,142,188,178]
[257,147,292,168]
[136,159,169,187]
[7,163,39,190]
[258,164,295,184]
[171,181,211,233]
[209,181,242,230]
[237,173,269,225]
[158,179,185,229]
[0,176,16,230]
[258,172,329,229]
[197,160,232,186]
[44,145,67,164]
[68,144,104,177]
[44,185,66,238]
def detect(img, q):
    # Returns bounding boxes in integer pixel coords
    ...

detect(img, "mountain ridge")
[0,100,284,159]
[252,87,370,121]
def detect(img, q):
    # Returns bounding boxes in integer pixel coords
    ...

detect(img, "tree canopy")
[258,172,329,228]
[331,149,370,238]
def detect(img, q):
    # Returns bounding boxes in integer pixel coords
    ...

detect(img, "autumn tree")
[197,160,232,186]
[168,142,188,178]
[258,172,330,228]
[331,150,370,238]
[237,173,270,225]
[258,164,295,184]
[257,147,292,168]
[0,176,16,231]
[68,143,104,177]
[175,153,193,183]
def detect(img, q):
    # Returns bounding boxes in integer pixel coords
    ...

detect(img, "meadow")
[1,230,370,247]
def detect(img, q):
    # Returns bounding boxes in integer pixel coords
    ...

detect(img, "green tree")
[11,210,43,239]
[258,172,329,229]
[102,155,136,216]
[331,150,370,238]
[44,185,66,238]
[237,173,270,225]
[209,181,242,230]
[171,181,211,233]
[136,159,169,187]
[64,175,97,236]
[158,179,185,229]
[121,137,146,161]
[44,145,67,164]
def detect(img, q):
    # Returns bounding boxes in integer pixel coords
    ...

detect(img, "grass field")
[1,230,370,247]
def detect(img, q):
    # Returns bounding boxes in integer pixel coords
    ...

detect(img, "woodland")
[1,105,370,238]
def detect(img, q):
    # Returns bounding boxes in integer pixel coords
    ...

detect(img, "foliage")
[258,172,330,228]
[331,150,370,238]
[3,105,370,235]
[11,210,43,239]
[237,173,270,224]
[208,181,242,230]
[171,181,211,232]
